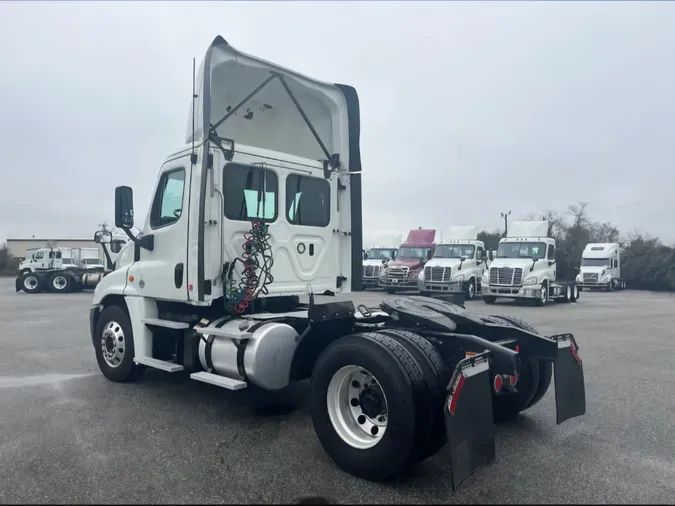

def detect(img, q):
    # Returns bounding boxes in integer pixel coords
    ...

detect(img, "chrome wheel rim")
[540,286,548,304]
[23,276,38,290]
[326,365,388,449]
[101,320,125,368]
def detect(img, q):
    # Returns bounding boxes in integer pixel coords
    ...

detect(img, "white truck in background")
[575,242,625,291]
[418,226,489,300]
[15,227,129,294]
[482,220,579,306]
[361,233,401,289]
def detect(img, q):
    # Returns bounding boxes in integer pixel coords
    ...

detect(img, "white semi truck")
[418,226,488,300]
[361,235,400,289]
[575,242,625,291]
[88,36,586,490]
[482,220,580,306]
[15,228,128,294]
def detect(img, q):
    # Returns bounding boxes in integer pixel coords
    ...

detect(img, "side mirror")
[488,251,494,261]
[426,250,433,260]
[115,186,135,229]
[481,251,488,260]
[381,259,387,265]
[31,254,35,261]
[94,231,112,244]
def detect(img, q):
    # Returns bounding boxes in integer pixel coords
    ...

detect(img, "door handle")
[174,263,184,289]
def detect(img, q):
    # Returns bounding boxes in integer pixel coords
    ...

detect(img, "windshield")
[367,248,396,260]
[434,244,475,259]
[496,242,546,259]
[581,258,611,267]
[397,247,431,260]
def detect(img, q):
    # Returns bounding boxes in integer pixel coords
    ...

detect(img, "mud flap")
[15,275,24,292]
[551,333,586,424]
[444,352,495,491]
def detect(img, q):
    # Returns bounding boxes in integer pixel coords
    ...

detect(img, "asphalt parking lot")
[1,277,674,504]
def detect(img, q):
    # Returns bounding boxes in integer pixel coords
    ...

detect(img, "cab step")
[190,371,247,390]
[142,318,190,330]
[134,357,184,372]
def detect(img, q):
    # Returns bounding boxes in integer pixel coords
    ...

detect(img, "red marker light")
[493,374,503,393]
[447,374,465,415]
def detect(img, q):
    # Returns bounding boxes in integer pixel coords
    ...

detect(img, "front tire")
[466,278,476,301]
[483,295,497,304]
[535,282,549,306]
[94,305,145,383]
[22,273,44,294]
[309,332,423,481]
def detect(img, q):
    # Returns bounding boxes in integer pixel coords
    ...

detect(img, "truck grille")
[424,266,452,282]
[363,265,380,278]
[386,266,408,279]
[583,273,598,282]
[489,267,523,286]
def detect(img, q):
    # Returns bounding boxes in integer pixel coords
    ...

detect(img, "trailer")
[88,35,586,490]
[482,221,580,306]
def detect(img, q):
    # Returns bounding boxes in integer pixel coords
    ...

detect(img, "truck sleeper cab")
[88,35,586,490]
[575,242,625,291]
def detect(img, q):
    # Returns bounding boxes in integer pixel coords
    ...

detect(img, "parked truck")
[418,226,489,300]
[482,220,580,305]
[378,229,436,292]
[575,242,625,291]
[16,227,128,294]
[361,234,401,289]
[88,35,586,490]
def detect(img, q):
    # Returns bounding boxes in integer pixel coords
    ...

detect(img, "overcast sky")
[2,1,675,245]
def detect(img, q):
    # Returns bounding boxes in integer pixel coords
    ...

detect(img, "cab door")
[126,155,191,301]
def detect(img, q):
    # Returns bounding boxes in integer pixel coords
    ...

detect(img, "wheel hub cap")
[101,321,125,368]
[326,365,388,449]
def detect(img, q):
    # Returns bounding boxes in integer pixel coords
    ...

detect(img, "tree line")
[2,202,675,290]
[477,202,675,292]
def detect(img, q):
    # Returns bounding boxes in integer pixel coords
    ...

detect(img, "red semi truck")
[378,228,436,293]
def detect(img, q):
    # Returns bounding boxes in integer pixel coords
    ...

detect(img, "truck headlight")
[418,270,425,280]
[601,275,611,282]
[576,274,582,282]
[482,272,489,282]
[453,273,465,282]
[379,269,386,278]
[524,276,538,285]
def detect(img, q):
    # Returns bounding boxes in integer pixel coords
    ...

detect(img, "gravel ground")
[0,277,674,504]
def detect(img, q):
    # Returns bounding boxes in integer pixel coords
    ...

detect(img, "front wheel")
[466,278,476,301]
[483,295,497,304]
[22,273,44,294]
[94,305,145,383]
[535,283,549,306]
[309,333,423,481]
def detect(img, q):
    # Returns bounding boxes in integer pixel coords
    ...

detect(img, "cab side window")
[224,163,278,222]
[548,244,555,260]
[286,174,330,227]
[477,246,484,260]
[150,168,186,229]
[110,240,125,254]
[35,251,44,260]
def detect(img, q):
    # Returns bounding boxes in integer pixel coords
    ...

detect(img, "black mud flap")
[15,275,24,292]
[550,333,586,424]
[444,352,495,491]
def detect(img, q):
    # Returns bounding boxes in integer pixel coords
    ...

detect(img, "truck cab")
[18,247,62,274]
[482,220,578,305]
[362,246,398,288]
[378,229,435,292]
[575,242,625,291]
[418,226,488,300]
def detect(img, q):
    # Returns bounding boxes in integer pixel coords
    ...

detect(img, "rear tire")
[48,272,73,293]
[94,305,145,383]
[22,273,44,294]
[377,329,450,461]
[571,283,579,302]
[488,314,553,415]
[309,332,424,481]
